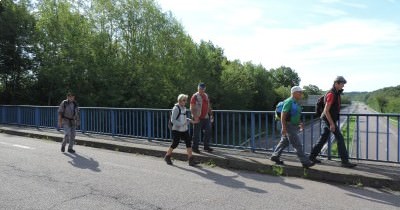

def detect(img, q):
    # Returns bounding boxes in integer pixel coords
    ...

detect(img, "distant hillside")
[364,85,400,113]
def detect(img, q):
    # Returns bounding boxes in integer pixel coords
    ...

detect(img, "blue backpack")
[275,100,298,121]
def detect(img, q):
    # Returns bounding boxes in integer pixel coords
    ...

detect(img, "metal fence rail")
[1,105,399,163]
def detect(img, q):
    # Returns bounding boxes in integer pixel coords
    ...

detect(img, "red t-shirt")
[326,92,340,109]
[190,93,209,119]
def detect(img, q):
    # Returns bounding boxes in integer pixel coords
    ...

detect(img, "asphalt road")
[351,102,399,162]
[1,133,399,210]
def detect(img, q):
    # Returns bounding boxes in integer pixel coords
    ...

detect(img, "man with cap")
[270,86,315,168]
[190,82,213,153]
[309,76,357,168]
[58,92,80,153]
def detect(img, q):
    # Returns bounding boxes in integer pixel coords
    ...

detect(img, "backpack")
[315,95,325,117]
[274,101,284,121]
[168,105,181,129]
[62,100,78,120]
[315,90,335,117]
[275,100,297,121]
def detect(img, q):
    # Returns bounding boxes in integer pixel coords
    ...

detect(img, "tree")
[0,0,36,104]
[270,66,300,88]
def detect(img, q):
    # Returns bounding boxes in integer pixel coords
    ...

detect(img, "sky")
[156,0,400,92]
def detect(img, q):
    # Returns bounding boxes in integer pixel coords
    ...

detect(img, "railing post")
[81,109,86,133]
[17,106,21,125]
[356,115,360,160]
[1,106,4,124]
[250,112,255,152]
[111,109,116,136]
[147,111,152,141]
[35,107,40,128]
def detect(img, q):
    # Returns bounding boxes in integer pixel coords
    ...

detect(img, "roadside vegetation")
[332,116,356,156]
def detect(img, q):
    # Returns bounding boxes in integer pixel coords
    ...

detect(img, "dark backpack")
[315,95,325,117]
[315,91,334,117]
[62,100,78,120]
[168,105,181,129]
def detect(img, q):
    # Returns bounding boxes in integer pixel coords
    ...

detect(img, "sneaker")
[164,155,173,165]
[270,156,284,165]
[310,157,322,164]
[341,162,357,168]
[192,148,201,154]
[188,156,196,166]
[61,146,65,152]
[302,161,315,169]
[67,148,75,153]
[204,147,213,152]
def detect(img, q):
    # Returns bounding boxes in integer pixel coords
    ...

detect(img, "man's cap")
[198,82,206,89]
[291,86,303,93]
[334,76,347,84]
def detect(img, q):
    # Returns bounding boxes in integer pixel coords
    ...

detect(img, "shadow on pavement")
[174,164,268,194]
[63,152,101,172]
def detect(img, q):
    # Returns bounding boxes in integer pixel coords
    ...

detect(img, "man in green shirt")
[270,86,315,168]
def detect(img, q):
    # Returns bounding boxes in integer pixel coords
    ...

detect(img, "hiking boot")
[302,161,315,169]
[270,156,284,165]
[188,156,196,166]
[204,147,213,152]
[164,155,173,165]
[67,148,75,153]
[192,148,201,154]
[61,146,65,152]
[309,157,322,164]
[341,162,357,168]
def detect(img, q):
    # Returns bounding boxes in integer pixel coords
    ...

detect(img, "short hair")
[67,92,75,97]
[177,94,188,102]
[334,76,347,84]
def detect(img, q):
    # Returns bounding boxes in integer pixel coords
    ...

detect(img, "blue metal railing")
[0,105,399,163]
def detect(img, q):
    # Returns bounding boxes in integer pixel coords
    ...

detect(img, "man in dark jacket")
[309,76,357,168]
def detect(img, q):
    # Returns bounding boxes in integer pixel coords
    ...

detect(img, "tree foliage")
[1,0,315,111]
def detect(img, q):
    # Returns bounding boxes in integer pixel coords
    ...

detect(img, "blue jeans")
[192,118,211,149]
[310,119,350,163]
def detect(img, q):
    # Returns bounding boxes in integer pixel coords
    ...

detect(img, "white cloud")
[157,0,400,91]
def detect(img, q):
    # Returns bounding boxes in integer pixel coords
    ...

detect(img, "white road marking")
[0,141,34,150]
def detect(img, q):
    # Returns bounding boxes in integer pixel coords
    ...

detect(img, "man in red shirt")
[309,76,357,168]
[190,82,213,153]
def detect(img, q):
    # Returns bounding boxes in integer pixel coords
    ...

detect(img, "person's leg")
[165,130,180,165]
[183,131,196,166]
[333,127,357,168]
[309,120,331,160]
[202,119,212,151]
[192,122,201,153]
[68,125,76,150]
[270,135,289,164]
[271,136,289,158]
[286,125,312,165]
[61,123,71,152]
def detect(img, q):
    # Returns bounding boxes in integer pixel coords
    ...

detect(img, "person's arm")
[190,96,199,121]
[75,106,81,126]
[281,112,288,137]
[57,101,64,128]
[323,93,336,132]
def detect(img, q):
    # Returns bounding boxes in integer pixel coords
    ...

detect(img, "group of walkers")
[57,76,356,168]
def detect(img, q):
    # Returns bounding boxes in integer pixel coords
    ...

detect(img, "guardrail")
[0,105,399,163]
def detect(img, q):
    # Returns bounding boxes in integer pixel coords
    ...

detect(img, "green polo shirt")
[282,97,302,125]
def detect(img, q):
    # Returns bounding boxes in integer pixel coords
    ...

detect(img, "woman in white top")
[164,94,198,166]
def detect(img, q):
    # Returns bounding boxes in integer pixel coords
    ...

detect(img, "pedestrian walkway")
[1,125,399,191]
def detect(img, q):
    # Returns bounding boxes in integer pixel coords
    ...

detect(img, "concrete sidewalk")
[1,125,399,191]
